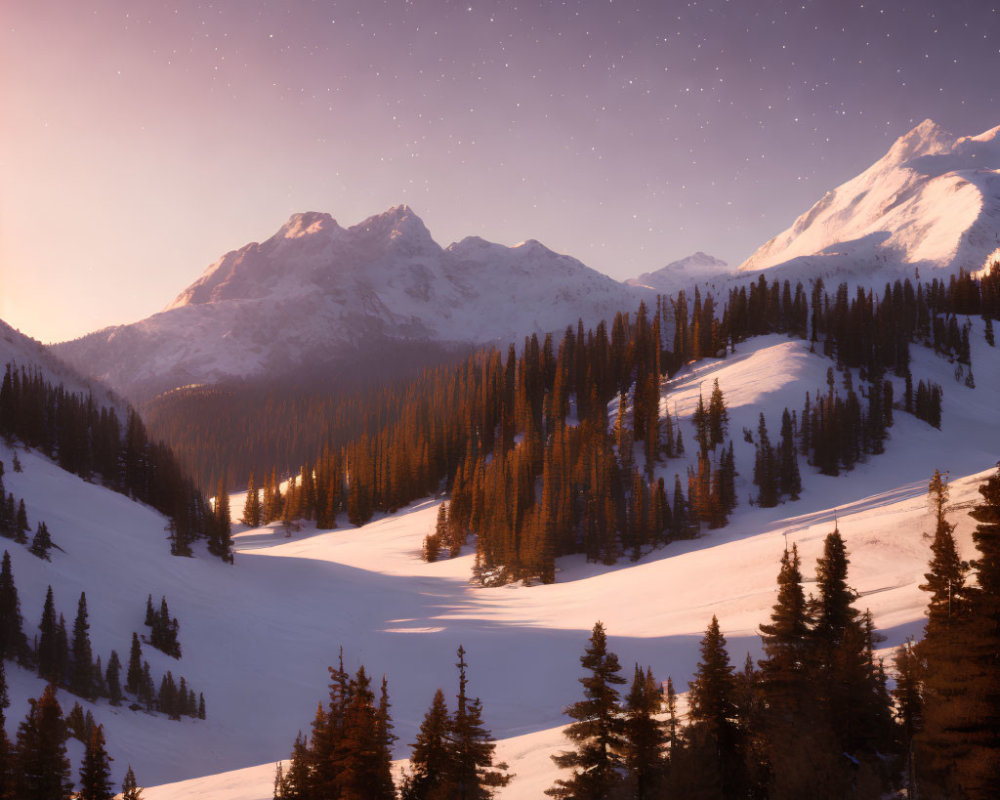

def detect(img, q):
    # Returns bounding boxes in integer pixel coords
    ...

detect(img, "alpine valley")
[1,119,999,800]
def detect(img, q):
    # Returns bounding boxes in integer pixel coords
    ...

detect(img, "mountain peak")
[626,252,731,292]
[883,118,954,165]
[279,211,341,240]
[350,204,437,250]
[739,119,999,277]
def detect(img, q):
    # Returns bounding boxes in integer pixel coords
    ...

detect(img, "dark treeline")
[239,266,994,585]
[0,365,231,561]
[545,464,1000,800]
[273,645,510,800]
[0,551,205,722]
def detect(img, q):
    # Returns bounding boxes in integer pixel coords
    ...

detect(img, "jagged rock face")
[739,119,1000,280]
[52,206,649,401]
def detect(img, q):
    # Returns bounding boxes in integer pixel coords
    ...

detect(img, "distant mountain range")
[52,206,650,400]
[46,119,1000,401]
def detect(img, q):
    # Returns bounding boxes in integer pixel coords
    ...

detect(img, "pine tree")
[753,413,778,507]
[14,684,73,800]
[810,528,891,781]
[38,585,62,684]
[0,661,11,800]
[622,664,667,800]
[210,477,233,562]
[403,688,453,800]
[920,463,1000,798]
[121,765,143,800]
[684,615,741,798]
[0,549,27,661]
[892,638,923,799]
[663,676,679,760]
[105,650,123,706]
[30,521,55,560]
[707,378,728,449]
[757,545,843,798]
[125,632,143,696]
[78,724,114,800]
[450,645,511,800]
[777,408,801,501]
[374,676,396,799]
[242,472,262,528]
[15,499,28,543]
[547,621,627,799]
[918,469,966,636]
[70,592,95,698]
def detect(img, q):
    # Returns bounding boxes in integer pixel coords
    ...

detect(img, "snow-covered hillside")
[739,119,1000,282]
[626,252,732,294]
[0,319,120,410]
[5,319,998,798]
[51,207,650,401]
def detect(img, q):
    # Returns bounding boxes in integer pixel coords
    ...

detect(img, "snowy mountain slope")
[0,318,121,409]
[626,252,733,294]
[51,207,650,401]
[739,120,1000,281]
[9,319,999,797]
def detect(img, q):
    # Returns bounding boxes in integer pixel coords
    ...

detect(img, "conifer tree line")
[231,270,984,585]
[0,553,204,721]
[0,668,144,800]
[141,265,993,504]
[273,645,510,800]
[0,365,232,562]
[544,465,1000,799]
[0,458,59,560]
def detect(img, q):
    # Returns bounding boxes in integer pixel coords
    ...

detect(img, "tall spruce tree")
[105,650,123,706]
[547,621,627,799]
[37,585,62,684]
[78,724,114,800]
[681,615,741,799]
[125,633,143,696]
[242,472,262,528]
[14,684,73,800]
[0,550,26,661]
[622,664,667,800]
[403,688,453,800]
[755,544,845,798]
[450,645,511,800]
[70,592,95,699]
[919,470,966,636]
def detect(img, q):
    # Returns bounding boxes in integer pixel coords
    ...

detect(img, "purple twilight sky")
[2,0,998,342]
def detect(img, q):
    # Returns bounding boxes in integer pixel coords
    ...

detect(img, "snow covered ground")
[3,323,998,798]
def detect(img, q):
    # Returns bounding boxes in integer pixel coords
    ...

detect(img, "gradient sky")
[2,0,998,343]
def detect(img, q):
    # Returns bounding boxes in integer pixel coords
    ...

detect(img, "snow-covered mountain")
[626,251,732,293]
[52,206,649,400]
[739,119,1000,280]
